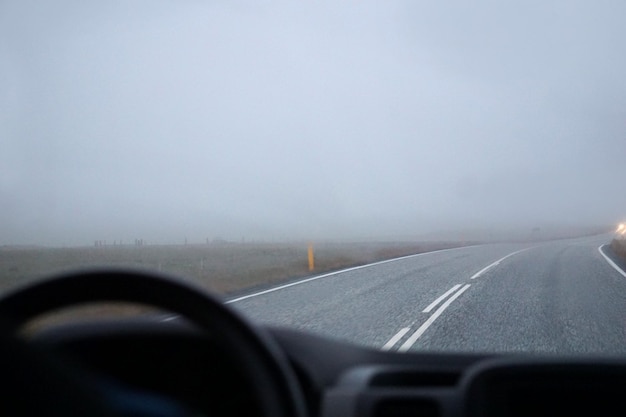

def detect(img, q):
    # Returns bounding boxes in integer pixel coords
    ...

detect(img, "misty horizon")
[2,1,625,246]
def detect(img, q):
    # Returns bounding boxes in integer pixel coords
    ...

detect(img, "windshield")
[2,1,625,355]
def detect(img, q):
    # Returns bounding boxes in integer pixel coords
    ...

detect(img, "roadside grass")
[1,241,474,330]
[0,241,471,296]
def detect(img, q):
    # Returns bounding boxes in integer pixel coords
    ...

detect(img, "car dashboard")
[32,317,626,417]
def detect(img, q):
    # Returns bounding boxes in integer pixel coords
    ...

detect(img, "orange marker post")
[308,244,315,271]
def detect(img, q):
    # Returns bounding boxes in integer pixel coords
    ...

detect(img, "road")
[228,234,626,355]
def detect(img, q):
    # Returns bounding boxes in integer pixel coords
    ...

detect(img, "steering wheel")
[0,269,307,417]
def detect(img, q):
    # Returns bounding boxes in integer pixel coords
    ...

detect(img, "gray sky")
[2,1,625,245]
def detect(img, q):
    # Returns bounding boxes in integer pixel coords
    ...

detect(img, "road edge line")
[226,245,479,303]
[598,245,626,278]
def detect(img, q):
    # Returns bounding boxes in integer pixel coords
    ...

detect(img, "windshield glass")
[2,1,625,355]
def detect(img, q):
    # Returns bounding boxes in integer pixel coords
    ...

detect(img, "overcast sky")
[2,1,625,245]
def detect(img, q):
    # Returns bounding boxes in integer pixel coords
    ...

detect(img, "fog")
[1,1,625,246]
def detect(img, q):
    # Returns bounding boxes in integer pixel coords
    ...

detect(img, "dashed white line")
[160,316,178,322]
[470,248,531,279]
[598,245,626,278]
[422,284,462,313]
[398,284,471,352]
[381,327,411,351]
[469,261,500,280]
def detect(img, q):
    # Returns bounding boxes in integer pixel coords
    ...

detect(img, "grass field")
[0,241,472,296]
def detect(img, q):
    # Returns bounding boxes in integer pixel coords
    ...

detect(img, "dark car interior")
[1,269,625,417]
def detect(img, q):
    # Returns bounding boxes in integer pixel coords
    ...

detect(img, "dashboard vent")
[369,371,459,388]
[374,398,440,417]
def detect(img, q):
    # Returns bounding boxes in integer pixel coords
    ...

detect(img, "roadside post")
[308,244,315,271]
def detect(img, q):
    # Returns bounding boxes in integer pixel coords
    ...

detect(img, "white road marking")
[160,316,177,322]
[381,327,411,351]
[422,284,462,313]
[226,245,477,304]
[398,284,471,352]
[598,245,626,278]
[470,248,531,279]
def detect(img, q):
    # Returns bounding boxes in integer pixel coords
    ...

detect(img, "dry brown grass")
[0,241,471,296]
[0,240,472,331]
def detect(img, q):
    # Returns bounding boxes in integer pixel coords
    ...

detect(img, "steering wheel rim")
[0,269,307,417]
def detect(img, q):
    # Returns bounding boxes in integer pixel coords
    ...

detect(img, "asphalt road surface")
[228,234,626,355]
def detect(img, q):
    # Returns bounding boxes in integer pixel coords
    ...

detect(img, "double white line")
[382,283,471,352]
[383,247,532,352]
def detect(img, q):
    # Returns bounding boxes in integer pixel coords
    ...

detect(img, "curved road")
[228,234,626,355]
